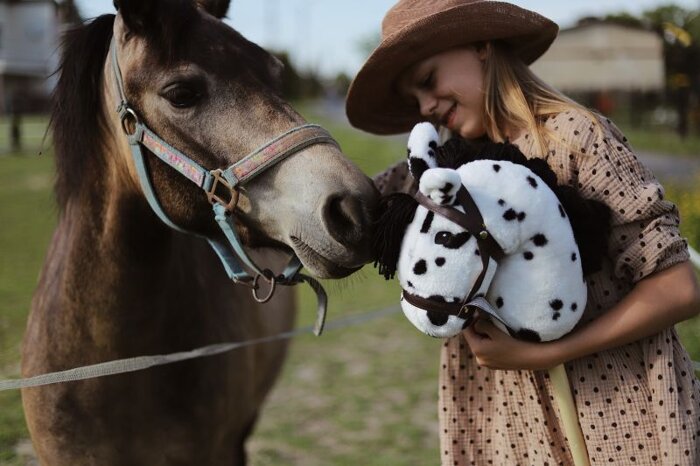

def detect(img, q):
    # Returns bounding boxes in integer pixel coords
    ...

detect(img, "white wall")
[531,23,665,92]
[0,1,60,110]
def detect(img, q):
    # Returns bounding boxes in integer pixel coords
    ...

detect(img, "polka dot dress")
[373,109,699,465]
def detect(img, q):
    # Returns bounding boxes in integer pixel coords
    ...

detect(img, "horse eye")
[435,231,453,245]
[162,84,203,108]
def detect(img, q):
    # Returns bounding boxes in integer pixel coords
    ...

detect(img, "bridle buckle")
[457,303,470,318]
[457,302,477,327]
[207,169,239,213]
[120,107,140,136]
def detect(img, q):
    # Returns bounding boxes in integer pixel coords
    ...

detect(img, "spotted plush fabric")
[373,109,698,465]
[393,123,589,341]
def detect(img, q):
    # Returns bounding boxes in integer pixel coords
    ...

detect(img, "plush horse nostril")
[322,193,366,245]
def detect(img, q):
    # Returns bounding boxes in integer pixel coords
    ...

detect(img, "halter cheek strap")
[404,187,506,327]
[110,39,333,335]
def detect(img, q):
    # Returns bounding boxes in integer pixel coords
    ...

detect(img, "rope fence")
[2,244,700,391]
[0,305,401,392]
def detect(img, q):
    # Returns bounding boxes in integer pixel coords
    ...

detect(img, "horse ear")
[407,122,440,181]
[196,0,231,18]
[373,193,418,280]
[115,0,154,36]
[117,0,194,41]
[419,168,461,206]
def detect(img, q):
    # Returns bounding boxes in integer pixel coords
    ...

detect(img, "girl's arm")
[463,260,700,370]
[550,259,699,362]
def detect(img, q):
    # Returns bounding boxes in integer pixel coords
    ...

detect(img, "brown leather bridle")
[402,186,505,324]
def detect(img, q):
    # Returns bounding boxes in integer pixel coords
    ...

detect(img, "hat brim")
[346,2,559,135]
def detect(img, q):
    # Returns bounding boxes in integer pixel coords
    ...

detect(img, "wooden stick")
[548,363,591,466]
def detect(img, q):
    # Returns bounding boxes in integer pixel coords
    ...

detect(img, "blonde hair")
[479,41,601,156]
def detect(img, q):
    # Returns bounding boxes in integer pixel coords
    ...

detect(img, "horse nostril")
[322,193,367,245]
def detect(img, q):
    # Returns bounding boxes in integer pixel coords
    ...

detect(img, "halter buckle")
[207,169,239,213]
[457,303,477,326]
[120,107,140,136]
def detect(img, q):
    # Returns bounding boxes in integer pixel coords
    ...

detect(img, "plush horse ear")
[436,137,530,169]
[407,122,440,181]
[419,168,461,206]
[373,193,419,280]
[196,0,231,18]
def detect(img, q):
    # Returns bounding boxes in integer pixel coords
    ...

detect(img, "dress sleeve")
[372,160,417,196]
[566,112,689,284]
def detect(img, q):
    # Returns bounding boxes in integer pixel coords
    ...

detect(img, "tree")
[606,6,700,137]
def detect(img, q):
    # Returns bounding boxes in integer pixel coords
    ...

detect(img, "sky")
[76,0,700,77]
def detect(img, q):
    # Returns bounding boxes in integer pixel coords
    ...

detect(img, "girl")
[345,0,700,464]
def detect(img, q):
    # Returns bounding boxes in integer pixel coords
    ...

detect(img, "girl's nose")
[417,92,438,119]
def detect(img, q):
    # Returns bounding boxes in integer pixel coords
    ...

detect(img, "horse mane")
[52,14,115,208]
[52,4,197,209]
[437,138,612,276]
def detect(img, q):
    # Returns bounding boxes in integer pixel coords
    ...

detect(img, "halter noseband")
[109,39,333,335]
[403,186,507,327]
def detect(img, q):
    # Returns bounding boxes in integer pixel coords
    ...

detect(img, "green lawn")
[0,115,51,156]
[0,108,699,465]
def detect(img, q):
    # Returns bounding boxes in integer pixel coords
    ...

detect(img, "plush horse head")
[374,123,611,340]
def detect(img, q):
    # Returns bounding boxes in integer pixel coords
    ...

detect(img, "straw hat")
[345,0,558,134]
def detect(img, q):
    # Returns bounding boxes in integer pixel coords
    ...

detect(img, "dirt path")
[637,151,700,186]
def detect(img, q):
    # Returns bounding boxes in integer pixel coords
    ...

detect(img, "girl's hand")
[462,316,566,371]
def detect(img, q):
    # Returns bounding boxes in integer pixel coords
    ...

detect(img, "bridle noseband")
[110,39,334,335]
[403,186,508,328]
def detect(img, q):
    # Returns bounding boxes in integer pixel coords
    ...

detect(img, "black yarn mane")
[437,138,611,276]
[373,138,612,279]
[373,193,418,280]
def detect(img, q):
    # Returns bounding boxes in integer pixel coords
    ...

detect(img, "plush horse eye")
[435,231,453,245]
[435,231,471,249]
[162,84,203,108]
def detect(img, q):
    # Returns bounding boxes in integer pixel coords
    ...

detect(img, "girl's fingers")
[472,317,495,337]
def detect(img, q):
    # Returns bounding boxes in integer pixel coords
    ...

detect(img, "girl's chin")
[456,123,486,140]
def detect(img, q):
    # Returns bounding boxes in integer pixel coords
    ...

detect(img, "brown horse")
[21,0,377,464]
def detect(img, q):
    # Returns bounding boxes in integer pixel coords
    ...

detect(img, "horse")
[21,1,377,464]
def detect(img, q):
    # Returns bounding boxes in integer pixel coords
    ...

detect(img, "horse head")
[374,123,611,340]
[94,0,377,279]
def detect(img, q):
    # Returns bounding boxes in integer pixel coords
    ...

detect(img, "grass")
[0,116,51,411]
[0,107,699,465]
[0,126,55,462]
[0,115,51,156]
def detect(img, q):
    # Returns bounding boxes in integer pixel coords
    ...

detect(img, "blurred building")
[0,0,79,115]
[532,19,665,119]
[532,19,665,93]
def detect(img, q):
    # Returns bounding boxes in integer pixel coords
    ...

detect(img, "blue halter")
[110,39,332,335]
